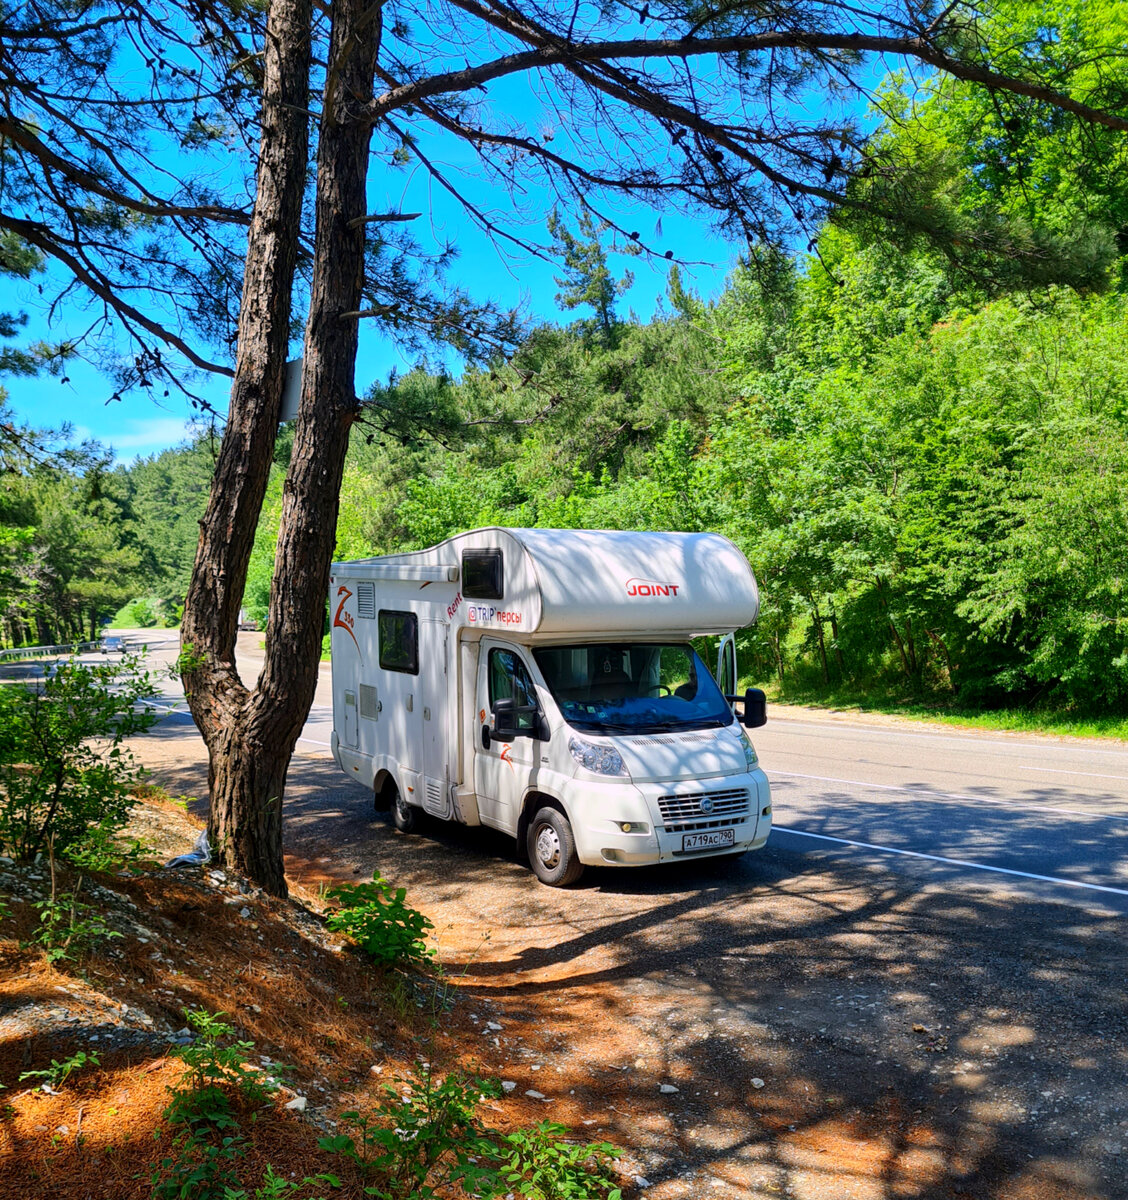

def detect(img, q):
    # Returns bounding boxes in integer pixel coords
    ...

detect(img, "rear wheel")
[526,806,584,886]
[392,786,422,834]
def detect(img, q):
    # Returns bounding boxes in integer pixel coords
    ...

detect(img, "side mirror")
[491,697,518,741]
[742,687,767,729]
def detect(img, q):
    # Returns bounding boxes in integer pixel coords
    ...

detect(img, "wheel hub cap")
[535,824,561,868]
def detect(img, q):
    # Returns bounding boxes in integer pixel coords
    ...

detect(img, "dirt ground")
[118,721,1128,1200]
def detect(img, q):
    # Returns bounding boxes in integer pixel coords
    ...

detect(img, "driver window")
[488,648,538,731]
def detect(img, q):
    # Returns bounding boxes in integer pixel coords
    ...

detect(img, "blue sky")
[0,185,736,464]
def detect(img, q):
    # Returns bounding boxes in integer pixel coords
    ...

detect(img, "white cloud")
[107,417,196,458]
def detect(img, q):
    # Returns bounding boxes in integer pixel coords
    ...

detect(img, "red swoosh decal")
[333,585,361,652]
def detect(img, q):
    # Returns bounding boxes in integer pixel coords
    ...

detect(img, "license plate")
[682,828,735,852]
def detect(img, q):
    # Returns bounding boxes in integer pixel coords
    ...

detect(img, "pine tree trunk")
[180,0,380,896]
[180,0,312,897]
[245,0,382,878]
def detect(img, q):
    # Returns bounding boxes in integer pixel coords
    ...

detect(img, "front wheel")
[526,806,584,886]
[392,786,423,834]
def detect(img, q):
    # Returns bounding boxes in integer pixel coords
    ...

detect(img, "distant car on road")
[101,635,125,653]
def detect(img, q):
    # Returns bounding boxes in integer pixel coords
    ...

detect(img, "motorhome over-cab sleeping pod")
[329,528,771,886]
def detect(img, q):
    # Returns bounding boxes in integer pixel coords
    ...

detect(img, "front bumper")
[570,769,772,867]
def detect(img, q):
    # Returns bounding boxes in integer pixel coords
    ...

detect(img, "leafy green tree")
[546,210,636,343]
[850,0,1128,290]
[0,654,158,863]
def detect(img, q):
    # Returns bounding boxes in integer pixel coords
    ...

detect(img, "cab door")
[717,633,737,709]
[473,640,541,834]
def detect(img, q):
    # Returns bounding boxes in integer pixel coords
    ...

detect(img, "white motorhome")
[329,528,771,885]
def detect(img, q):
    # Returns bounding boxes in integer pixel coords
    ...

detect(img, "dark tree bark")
[180,0,313,896]
[181,0,379,896]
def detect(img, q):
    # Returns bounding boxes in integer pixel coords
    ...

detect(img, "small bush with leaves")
[323,873,434,967]
[318,1062,500,1199]
[165,1008,278,1127]
[31,881,122,963]
[318,1062,621,1200]
[19,1049,99,1091]
[220,1164,339,1200]
[0,652,158,864]
[498,1121,621,1200]
[152,1129,248,1200]
[151,1009,281,1200]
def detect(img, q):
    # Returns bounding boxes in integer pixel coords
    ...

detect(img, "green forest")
[3,0,1127,723]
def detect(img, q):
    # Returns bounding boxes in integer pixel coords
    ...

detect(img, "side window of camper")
[462,549,504,600]
[488,648,538,731]
[378,610,418,674]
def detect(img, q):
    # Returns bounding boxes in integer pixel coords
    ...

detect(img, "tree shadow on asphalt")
[140,750,1128,1199]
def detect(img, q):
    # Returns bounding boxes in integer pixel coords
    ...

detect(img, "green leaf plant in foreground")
[317,1061,621,1199]
[323,873,435,968]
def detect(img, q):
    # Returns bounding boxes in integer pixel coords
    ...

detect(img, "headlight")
[568,736,627,777]
[739,731,758,770]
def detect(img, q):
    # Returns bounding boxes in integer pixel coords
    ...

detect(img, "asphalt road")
[761,715,1128,914]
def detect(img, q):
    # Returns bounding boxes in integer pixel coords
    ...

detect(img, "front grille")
[657,788,749,832]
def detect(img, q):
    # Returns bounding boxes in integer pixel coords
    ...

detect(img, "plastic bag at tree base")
[165,829,211,868]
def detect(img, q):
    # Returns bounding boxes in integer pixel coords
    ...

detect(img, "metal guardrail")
[0,640,100,661]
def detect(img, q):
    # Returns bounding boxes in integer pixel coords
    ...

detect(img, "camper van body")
[329,528,771,883]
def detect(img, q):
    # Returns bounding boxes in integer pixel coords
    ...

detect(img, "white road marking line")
[767,717,1128,759]
[1022,765,1128,782]
[297,736,332,748]
[770,769,1128,823]
[772,826,1128,898]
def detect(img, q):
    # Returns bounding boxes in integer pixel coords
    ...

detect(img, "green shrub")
[220,1165,339,1200]
[318,1063,500,1200]
[30,882,122,963]
[152,1009,283,1200]
[0,653,158,864]
[323,873,434,967]
[498,1122,621,1200]
[165,1009,278,1129]
[318,1061,622,1200]
[19,1049,99,1090]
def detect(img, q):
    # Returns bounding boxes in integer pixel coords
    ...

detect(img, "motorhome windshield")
[533,643,732,734]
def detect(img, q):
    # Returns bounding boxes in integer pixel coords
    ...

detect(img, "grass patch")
[764,682,1128,741]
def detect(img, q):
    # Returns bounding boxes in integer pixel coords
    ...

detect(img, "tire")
[391,786,422,834]
[526,806,584,886]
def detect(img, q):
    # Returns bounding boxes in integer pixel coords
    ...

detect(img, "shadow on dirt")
[137,741,1128,1200]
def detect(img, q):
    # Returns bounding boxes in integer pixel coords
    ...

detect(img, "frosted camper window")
[462,550,504,600]
[378,610,418,674]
